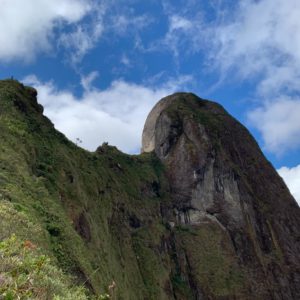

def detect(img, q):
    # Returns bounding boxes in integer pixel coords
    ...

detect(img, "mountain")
[0,79,299,299]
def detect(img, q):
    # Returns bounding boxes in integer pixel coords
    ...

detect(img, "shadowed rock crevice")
[74,212,92,242]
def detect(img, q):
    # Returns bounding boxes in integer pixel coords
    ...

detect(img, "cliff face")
[142,93,300,299]
[0,80,299,299]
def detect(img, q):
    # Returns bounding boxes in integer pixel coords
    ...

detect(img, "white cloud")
[0,0,91,62]
[169,15,193,31]
[120,54,131,67]
[210,0,300,90]
[58,2,107,66]
[154,14,204,60]
[248,97,300,154]
[80,71,99,91]
[202,0,300,155]
[0,0,156,65]
[23,75,191,153]
[110,14,153,36]
[278,165,300,205]
[59,22,103,65]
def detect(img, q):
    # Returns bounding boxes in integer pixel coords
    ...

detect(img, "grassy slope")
[0,80,173,299]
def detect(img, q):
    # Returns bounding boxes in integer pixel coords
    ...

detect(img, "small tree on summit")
[75,138,82,146]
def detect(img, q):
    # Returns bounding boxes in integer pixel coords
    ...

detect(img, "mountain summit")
[0,80,299,299]
[142,92,300,299]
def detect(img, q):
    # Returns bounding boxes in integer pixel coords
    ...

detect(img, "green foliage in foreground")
[0,235,110,300]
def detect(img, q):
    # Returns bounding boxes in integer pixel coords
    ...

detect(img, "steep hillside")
[0,79,299,299]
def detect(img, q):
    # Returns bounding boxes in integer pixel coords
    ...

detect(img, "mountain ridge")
[0,79,299,299]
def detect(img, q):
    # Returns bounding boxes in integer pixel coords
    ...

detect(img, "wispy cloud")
[120,54,131,67]
[59,22,103,65]
[109,14,154,36]
[23,74,192,153]
[80,71,99,91]
[202,0,300,156]
[163,15,198,59]
[150,11,204,61]
[58,1,108,66]
[210,0,300,87]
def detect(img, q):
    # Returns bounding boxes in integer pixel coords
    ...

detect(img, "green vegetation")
[176,223,246,298]
[0,234,93,300]
[170,274,193,299]
[0,80,170,299]
[132,224,170,299]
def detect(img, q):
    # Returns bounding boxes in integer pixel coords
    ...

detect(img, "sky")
[0,0,299,204]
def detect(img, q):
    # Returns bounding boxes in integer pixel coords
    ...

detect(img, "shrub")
[0,234,90,299]
[0,201,44,242]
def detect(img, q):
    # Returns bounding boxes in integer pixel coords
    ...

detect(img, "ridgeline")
[0,79,299,299]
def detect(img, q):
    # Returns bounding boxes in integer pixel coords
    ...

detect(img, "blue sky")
[1,0,299,203]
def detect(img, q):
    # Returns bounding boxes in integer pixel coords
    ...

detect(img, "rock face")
[142,92,300,299]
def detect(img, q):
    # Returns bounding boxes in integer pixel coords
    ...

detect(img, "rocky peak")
[142,93,246,227]
[142,92,300,299]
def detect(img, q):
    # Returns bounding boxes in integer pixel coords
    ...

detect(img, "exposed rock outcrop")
[142,92,300,299]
